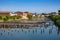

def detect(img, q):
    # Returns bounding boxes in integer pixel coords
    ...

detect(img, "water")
[0,20,60,40]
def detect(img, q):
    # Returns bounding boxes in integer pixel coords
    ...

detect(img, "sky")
[0,0,60,13]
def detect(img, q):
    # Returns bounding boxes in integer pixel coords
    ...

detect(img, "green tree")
[10,16,16,20]
[16,16,22,19]
[12,16,16,20]
[5,16,9,20]
[3,18,8,22]
[0,16,2,20]
[27,14,33,20]
[58,10,60,15]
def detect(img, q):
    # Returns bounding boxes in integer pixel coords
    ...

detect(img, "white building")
[10,12,17,16]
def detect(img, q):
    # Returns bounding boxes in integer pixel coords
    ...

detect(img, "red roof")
[14,12,23,15]
[24,12,32,14]
[24,12,29,13]
[0,11,10,14]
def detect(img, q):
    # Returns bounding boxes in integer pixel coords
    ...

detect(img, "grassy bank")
[48,15,60,26]
[0,16,22,22]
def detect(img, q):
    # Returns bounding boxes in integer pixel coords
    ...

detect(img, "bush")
[53,16,60,20]
[50,15,60,26]
[27,14,33,20]
[16,16,22,19]
[0,16,2,20]
[56,19,60,25]
[3,18,8,22]
[5,16,9,19]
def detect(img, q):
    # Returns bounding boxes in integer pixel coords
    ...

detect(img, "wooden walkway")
[0,22,45,28]
[0,20,46,28]
[0,21,45,25]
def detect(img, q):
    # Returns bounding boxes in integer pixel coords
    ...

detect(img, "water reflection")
[0,33,3,36]
[0,21,60,40]
[49,29,52,35]
[57,27,60,35]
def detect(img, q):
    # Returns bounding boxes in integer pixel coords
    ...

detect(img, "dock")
[0,21,45,28]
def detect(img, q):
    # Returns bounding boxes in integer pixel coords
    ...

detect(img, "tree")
[5,16,9,20]
[27,14,33,20]
[0,16,2,20]
[58,10,60,15]
[10,16,16,20]
[42,13,46,15]
[16,16,22,19]
[3,18,8,22]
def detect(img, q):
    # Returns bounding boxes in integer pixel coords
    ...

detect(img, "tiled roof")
[0,11,10,14]
[14,12,23,15]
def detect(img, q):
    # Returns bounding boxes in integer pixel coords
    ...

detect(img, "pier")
[0,20,46,28]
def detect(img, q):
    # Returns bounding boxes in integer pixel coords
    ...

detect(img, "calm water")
[0,20,60,40]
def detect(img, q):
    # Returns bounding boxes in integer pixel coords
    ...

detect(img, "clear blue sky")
[0,0,60,13]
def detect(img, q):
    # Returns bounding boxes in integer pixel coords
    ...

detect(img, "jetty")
[0,20,46,28]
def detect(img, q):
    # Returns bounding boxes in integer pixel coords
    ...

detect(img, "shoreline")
[0,20,45,28]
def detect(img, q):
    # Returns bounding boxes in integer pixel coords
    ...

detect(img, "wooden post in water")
[4,24,5,28]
